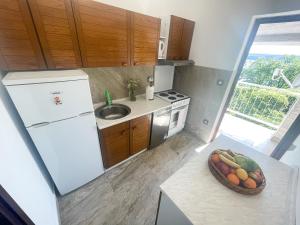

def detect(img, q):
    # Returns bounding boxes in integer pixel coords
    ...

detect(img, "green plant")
[127,78,139,90]
[241,55,300,89]
[127,79,139,101]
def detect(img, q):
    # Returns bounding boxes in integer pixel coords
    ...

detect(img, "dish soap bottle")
[104,89,112,106]
[146,76,154,100]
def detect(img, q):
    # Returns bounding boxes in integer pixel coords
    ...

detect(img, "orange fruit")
[227,173,240,185]
[211,154,220,163]
[230,168,236,174]
[243,178,257,189]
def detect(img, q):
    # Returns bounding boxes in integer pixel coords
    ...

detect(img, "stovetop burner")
[156,90,189,103]
[159,93,168,97]
[168,96,176,100]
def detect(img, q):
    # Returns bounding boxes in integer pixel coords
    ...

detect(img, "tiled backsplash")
[174,65,232,143]
[83,66,154,104]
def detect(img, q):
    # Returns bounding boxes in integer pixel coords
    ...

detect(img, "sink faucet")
[104,89,112,106]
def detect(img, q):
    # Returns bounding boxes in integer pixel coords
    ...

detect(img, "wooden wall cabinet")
[167,15,195,60]
[27,0,82,69]
[0,0,161,71]
[71,0,131,67]
[130,12,160,66]
[72,1,160,67]
[100,114,151,169]
[0,0,46,71]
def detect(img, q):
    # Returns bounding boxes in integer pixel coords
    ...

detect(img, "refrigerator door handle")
[79,111,94,117]
[30,122,50,128]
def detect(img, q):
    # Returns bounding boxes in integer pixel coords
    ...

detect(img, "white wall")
[96,0,291,71]
[0,74,60,225]
[273,0,300,13]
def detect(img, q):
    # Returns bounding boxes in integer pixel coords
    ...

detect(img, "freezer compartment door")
[6,79,94,127]
[27,113,104,195]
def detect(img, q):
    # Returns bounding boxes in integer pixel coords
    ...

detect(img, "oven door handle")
[173,105,188,112]
[156,110,172,117]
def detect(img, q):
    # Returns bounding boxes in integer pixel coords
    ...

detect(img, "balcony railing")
[228,81,300,129]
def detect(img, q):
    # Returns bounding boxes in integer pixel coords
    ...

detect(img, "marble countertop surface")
[94,95,171,130]
[160,134,298,225]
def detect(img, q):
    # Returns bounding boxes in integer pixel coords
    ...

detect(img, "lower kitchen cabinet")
[130,115,151,155]
[100,121,130,168]
[100,114,152,169]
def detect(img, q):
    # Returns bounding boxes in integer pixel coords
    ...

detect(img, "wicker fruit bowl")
[208,149,266,195]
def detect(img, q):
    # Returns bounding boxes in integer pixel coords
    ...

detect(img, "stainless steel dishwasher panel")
[150,106,172,149]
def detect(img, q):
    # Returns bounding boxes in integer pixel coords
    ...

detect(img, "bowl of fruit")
[208,149,266,195]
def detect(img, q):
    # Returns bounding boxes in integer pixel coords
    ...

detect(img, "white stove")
[155,90,190,109]
[155,90,190,137]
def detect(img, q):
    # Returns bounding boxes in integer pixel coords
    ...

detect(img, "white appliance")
[154,65,174,93]
[158,39,166,59]
[155,90,190,137]
[2,70,104,195]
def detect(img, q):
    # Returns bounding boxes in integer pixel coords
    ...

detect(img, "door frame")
[271,114,300,159]
[0,185,34,225]
[211,10,300,143]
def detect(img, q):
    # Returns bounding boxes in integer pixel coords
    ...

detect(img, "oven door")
[168,105,189,137]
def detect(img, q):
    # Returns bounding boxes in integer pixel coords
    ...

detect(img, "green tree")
[240,55,300,89]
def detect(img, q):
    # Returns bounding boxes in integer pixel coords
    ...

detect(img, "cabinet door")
[181,19,195,60]
[166,15,184,60]
[27,0,82,69]
[166,16,195,60]
[130,115,151,155]
[131,12,160,66]
[72,0,130,67]
[100,121,130,169]
[0,0,46,71]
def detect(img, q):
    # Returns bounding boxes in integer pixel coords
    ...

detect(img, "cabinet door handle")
[132,125,137,130]
[121,62,127,66]
[133,61,137,66]
[120,129,126,135]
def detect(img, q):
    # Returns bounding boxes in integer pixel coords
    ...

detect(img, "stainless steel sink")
[95,104,131,120]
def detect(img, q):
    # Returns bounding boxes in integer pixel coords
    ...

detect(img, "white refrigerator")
[2,70,104,195]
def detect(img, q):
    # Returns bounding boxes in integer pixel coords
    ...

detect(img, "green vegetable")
[233,155,259,172]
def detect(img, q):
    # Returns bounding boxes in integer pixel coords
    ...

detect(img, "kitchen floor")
[58,131,205,225]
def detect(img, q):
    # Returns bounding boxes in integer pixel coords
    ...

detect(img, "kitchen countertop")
[160,134,298,225]
[94,95,171,130]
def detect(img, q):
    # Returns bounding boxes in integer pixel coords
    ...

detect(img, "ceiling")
[254,21,300,45]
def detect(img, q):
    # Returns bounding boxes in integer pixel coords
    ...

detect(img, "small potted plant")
[127,78,139,101]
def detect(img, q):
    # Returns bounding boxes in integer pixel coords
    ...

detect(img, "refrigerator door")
[6,79,94,127]
[27,113,104,195]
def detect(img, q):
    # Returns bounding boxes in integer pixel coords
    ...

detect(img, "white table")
[156,135,299,225]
